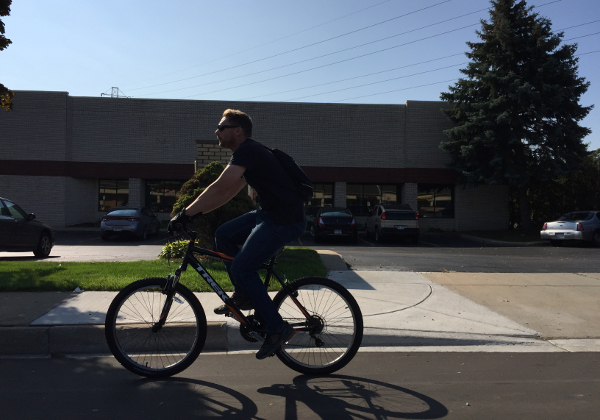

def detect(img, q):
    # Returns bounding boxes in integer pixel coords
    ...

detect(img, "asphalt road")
[306,233,600,273]
[2,230,597,273]
[0,352,598,420]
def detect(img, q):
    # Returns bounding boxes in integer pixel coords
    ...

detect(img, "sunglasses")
[217,124,239,131]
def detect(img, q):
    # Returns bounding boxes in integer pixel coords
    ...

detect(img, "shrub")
[157,239,189,259]
[169,161,258,250]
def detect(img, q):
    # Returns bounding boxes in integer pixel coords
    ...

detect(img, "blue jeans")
[215,210,305,333]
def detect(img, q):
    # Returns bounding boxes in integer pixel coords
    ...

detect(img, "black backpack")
[265,146,314,202]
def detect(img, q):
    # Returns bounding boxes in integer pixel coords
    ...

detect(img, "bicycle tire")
[273,276,363,375]
[105,277,207,378]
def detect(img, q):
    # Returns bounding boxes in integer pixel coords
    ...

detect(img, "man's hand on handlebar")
[168,209,194,235]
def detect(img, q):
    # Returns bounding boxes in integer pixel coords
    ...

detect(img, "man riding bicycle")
[168,109,306,360]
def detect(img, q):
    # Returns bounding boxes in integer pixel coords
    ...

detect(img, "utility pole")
[101,87,130,98]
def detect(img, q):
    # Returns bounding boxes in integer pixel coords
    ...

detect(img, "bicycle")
[104,225,363,378]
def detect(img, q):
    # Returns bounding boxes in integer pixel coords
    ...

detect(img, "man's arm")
[185,164,247,216]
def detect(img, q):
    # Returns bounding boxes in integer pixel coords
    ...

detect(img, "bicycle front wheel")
[105,277,207,378]
[273,277,363,375]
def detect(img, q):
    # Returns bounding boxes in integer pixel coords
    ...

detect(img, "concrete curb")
[459,234,546,247]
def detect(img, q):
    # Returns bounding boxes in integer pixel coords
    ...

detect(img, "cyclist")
[168,109,306,360]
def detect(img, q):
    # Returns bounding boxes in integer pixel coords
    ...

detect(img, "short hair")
[222,109,252,137]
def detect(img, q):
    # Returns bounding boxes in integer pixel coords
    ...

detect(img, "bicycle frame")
[159,229,311,336]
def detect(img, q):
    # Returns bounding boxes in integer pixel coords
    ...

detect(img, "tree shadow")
[0,265,68,291]
[0,357,262,420]
[258,374,448,419]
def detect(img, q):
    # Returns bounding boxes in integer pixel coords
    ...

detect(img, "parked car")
[0,197,55,258]
[365,204,419,244]
[305,206,320,226]
[540,211,600,247]
[101,206,161,240]
[310,208,357,243]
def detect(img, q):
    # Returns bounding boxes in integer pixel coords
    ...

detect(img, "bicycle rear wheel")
[105,277,207,378]
[273,277,363,375]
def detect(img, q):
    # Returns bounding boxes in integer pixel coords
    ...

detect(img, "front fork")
[152,271,181,332]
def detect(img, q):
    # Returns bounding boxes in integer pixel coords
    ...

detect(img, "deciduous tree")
[1,0,14,111]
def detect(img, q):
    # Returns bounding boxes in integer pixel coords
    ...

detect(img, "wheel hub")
[308,315,325,335]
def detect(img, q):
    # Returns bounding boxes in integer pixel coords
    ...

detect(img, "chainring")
[239,315,266,343]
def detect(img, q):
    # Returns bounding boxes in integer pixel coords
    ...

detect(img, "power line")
[330,50,595,104]
[244,1,591,104]
[127,1,452,93]
[334,79,458,103]
[179,23,478,99]
[139,1,571,99]
[558,19,600,32]
[142,9,485,99]
[565,32,600,41]
[133,0,572,102]
[241,53,466,101]
[286,62,467,102]
[122,0,394,88]
[141,18,477,99]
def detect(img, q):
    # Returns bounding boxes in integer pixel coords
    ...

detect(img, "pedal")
[225,312,239,322]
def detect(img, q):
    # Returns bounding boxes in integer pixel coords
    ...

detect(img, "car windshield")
[107,210,138,217]
[384,211,415,220]
[3,201,27,219]
[558,212,593,222]
[383,205,412,211]
[321,209,352,217]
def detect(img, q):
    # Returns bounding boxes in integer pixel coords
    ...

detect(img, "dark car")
[310,207,358,243]
[101,206,161,240]
[0,197,55,258]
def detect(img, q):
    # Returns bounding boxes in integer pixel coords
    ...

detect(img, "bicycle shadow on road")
[143,377,261,419]
[258,374,448,419]
[138,373,448,420]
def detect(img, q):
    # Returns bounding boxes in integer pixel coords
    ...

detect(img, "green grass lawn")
[0,247,327,292]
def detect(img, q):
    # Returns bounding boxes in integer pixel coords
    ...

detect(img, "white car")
[540,211,600,247]
[365,204,419,244]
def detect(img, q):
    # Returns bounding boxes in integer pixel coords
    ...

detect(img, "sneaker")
[256,321,295,360]
[214,293,253,315]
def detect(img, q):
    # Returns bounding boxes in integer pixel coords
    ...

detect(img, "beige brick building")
[0,90,508,230]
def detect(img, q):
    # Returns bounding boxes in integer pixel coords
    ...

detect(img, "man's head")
[222,109,252,137]
[215,109,252,150]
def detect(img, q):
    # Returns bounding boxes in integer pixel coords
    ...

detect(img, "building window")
[146,180,184,213]
[346,184,398,216]
[308,183,334,208]
[417,184,454,218]
[99,179,129,211]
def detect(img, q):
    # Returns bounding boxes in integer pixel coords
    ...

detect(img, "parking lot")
[1,229,597,273]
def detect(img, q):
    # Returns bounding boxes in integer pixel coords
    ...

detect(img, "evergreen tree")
[440,0,592,229]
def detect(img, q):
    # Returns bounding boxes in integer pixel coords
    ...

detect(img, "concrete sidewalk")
[1,251,599,356]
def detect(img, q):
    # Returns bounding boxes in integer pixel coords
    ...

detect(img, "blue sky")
[2,0,599,150]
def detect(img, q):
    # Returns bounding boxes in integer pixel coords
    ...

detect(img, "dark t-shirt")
[229,138,305,225]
